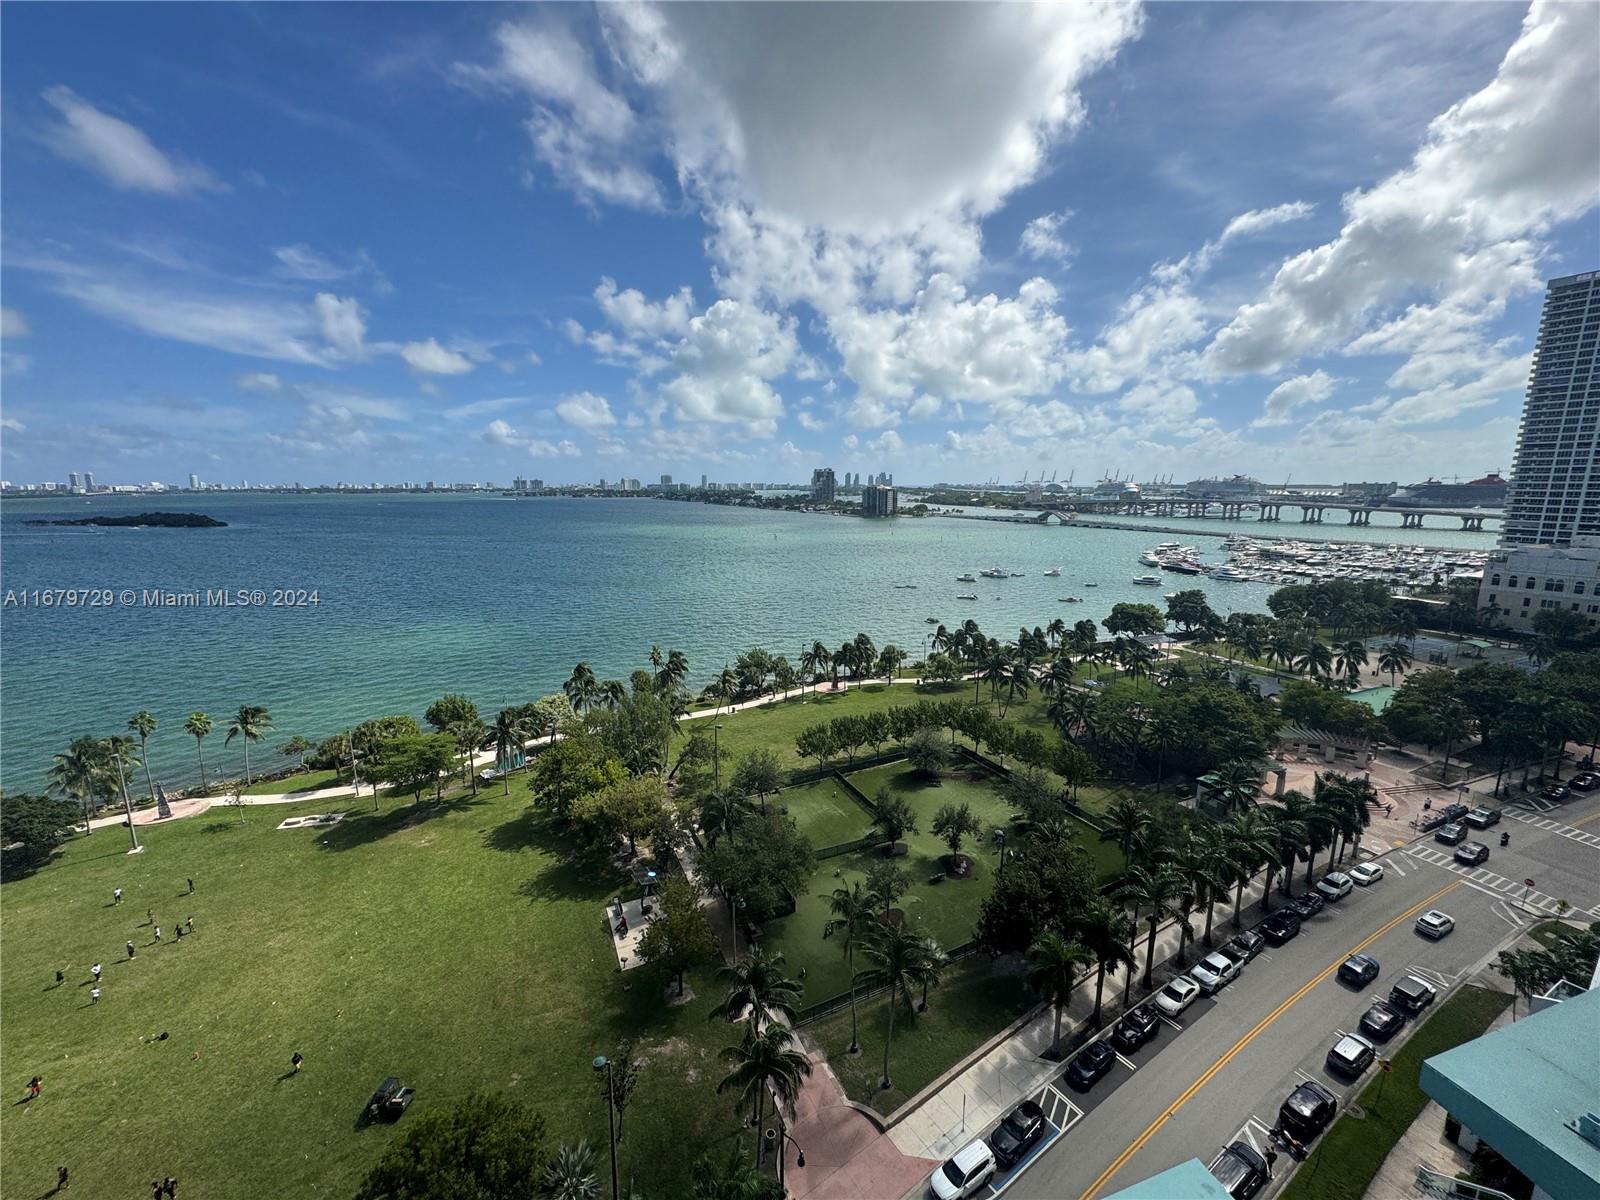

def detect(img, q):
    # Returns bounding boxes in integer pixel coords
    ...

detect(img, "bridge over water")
[1029,495,1497,531]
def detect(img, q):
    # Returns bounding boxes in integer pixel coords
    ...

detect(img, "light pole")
[765,1109,806,1189]
[712,723,725,791]
[593,1055,619,1200]
[730,896,744,961]
[994,828,1006,878]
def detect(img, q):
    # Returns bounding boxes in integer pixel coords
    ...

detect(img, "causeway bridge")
[1030,495,1495,531]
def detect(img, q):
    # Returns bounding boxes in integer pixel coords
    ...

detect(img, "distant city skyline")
[1,3,1596,486]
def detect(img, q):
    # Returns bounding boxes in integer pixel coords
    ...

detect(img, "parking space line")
[1114,1051,1138,1071]
[1158,1014,1184,1031]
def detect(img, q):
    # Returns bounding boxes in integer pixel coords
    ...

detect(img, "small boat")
[980,566,1011,578]
[956,573,977,582]
[1043,567,1062,577]
[1132,575,1162,586]
[956,593,978,600]
[1139,551,1162,566]
[925,616,940,624]
[1084,582,1099,587]
[1060,596,1081,603]
[893,583,918,589]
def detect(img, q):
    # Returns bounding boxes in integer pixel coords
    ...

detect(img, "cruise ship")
[1386,473,1508,508]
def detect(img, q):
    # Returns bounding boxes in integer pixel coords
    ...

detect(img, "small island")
[26,511,228,528]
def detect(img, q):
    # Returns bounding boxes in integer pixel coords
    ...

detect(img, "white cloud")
[1020,212,1073,262]
[526,351,543,367]
[1254,369,1337,426]
[400,337,474,375]
[236,372,282,391]
[868,429,906,456]
[797,411,829,432]
[594,276,695,339]
[40,86,225,194]
[481,418,581,457]
[1063,283,1206,393]
[272,244,390,293]
[443,396,526,421]
[313,293,368,360]
[1216,201,1315,248]
[555,390,616,431]
[660,300,797,435]
[1,417,25,433]
[560,318,586,345]
[1,308,31,338]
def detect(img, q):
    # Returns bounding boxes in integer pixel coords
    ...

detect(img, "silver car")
[1189,951,1241,994]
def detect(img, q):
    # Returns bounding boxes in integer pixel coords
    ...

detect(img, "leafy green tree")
[1164,590,1217,635]
[279,735,314,772]
[698,812,815,924]
[636,873,717,997]
[425,693,480,733]
[350,714,424,759]
[576,775,667,855]
[1027,931,1092,1056]
[1104,602,1165,637]
[975,839,1097,956]
[225,704,274,787]
[931,802,981,872]
[729,749,783,814]
[530,737,627,821]
[370,733,457,805]
[0,792,80,876]
[127,710,159,802]
[871,789,918,854]
[905,725,949,776]
[865,861,910,920]
[353,1091,547,1200]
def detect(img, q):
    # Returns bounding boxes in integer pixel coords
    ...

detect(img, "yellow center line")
[1077,878,1464,1200]
[1568,809,1600,829]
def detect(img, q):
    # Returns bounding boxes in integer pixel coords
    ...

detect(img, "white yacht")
[956,573,977,582]
[1044,566,1062,577]
[1132,574,1162,586]
[1139,551,1162,567]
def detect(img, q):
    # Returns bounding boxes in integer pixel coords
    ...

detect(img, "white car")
[1188,951,1241,995]
[1348,862,1384,887]
[1415,909,1456,940]
[930,1139,996,1200]
[1315,872,1353,901]
[1155,974,1202,1017]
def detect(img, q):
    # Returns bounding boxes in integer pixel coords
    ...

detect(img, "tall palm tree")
[48,735,107,832]
[1072,899,1134,1027]
[1026,932,1092,1057]
[1116,864,1183,990]
[716,1024,812,1165]
[1102,796,1153,866]
[856,921,938,1091]
[1377,640,1414,686]
[184,712,214,794]
[715,667,739,714]
[1268,791,1314,899]
[225,705,273,788]
[494,709,531,795]
[1180,825,1233,949]
[1210,759,1263,814]
[127,711,159,803]
[708,948,804,1041]
[450,715,488,794]
[1222,809,1276,928]
[698,789,755,847]
[1146,713,1180,782]
[999,658,1032,717]
[828,881,875,1056]
[564,663,599,714]
[1334,640,1369,688]
[800,642,831,687]
[102,735,142,850]
[1294,641,1335,683]
[1385,606,1419,648]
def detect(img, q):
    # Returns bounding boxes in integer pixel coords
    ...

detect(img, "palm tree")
[102,735,142,850]
[225,705,273,788]
[715,667,739,714]
[1117,864,1183,990]
[127,711,159,803]
[1210,759,1263,814]
[564,663,599,714]
[1386,606,1419,648]
[1334,640,1369,688]
[1073,899,1135,1027]
[1270,791,1315,898]
[856,921,938,1090]
[449,716,488,793]
[828,881,875,1055]
[1294,641,1334,683]
[494,709,531,795]
[1146,713,1180,782]
[49,735,107,831]
[184,712,214,794]
[1026,932,1092,1057]
[1436,699,1472,781]
[709,948,804,1040]
[1177,826,1232,949]
[1102,796,1153,865]
[800,641,831,688]
[1222,810,1276,928]
[716,1024,812,1165]
[699,790,754,847]
[1377,640,1414,686]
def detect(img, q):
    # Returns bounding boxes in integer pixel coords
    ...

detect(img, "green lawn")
[239,767,347,795]
[779,777,875,850]
[0,788,748,1199]
[804,955,1033,1114]
[1279,984,1512,1200]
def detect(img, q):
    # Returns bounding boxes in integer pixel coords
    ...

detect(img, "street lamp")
[765,1111,806,1189]
[712,723,725,791]
[592,1056,619,1200]
[994,828,1007,876]
[730,896,744,960]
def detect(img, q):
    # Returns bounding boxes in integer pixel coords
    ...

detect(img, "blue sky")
[2,1,1596,487]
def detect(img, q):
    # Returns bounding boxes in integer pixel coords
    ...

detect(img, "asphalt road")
[999,790,1600,1200]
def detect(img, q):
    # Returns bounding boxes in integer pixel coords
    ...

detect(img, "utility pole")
[593,1056,619,1200]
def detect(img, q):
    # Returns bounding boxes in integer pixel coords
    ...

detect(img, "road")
[993,789,1600,1200]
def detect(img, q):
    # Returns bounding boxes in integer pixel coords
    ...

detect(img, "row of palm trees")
[48,705,274,825]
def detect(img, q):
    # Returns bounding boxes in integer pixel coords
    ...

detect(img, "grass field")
[779,776,875,850]
[239,767,347,795]
[804,955,1033,1114]
[1279,983,1511,1200]
[0,789,748,1199]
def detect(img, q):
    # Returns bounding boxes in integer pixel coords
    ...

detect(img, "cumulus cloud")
[1,308,31,338]
[313,293,368,360]
[40,86,225,193]
[482,417,580,457]
[555,390,616,431]
[1254,369,1337,426]
[660,300,797,435]
[236,372,282,391]
[1020,212,1073,262]
[400,337,474,375]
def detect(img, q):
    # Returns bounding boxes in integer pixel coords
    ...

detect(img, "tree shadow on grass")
[313,795,490,852]
[482,807,545,853]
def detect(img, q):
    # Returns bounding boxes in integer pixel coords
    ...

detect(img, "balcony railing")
[1413,1164,1515,1200]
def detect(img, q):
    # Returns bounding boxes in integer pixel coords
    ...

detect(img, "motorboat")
[925,616,940,623]
[1139,551,1162,567]
[956,573,977,582]
[1084,582,1099,587]
[1044,567,1062,577]
[1210,566,1250,581]
[893,583,918,589]
[956,593,978,600]
[1132,575,1162,586]
[980,566,1011,578]
[1060,596,1081,602]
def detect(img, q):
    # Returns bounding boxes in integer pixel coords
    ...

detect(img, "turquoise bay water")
[0,493,1492,790]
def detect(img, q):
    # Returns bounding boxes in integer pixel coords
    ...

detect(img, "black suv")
[1465,807,1501,829]
[1064,1040,1117,1091]
[1207,1141,1269,1199]
[988,1099,1046,1170]
[1359,1000,1405,1041]
[1570,771,1599,793]
[1277,1080,1338,1144]
[1434,822,1467,846]
[1338,953,1380,988]
[1261,910,1301,945]
[1113,1006,1161,1053]
[1389,975,1438,1016]
[1287,891,1324,919]
[1441,802,1470,823]
[1219,930,1265,965]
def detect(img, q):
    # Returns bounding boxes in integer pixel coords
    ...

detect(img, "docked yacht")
[1132,574,1162,586]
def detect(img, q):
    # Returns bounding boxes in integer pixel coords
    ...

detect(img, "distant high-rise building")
[862,484,898,518]
[84,471,96,491]
[531,479,544,491]
[189,473,200,491]
[660,474,673,487]
[811,467,836,504]
[701,473,708,489]
[68,471,81,491]
[1480,270,1600,633]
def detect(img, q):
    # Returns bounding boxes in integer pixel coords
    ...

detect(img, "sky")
[1,1,1597,488]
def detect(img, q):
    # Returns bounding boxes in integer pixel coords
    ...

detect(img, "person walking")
[184,916,193,933]
[291,1051,304,1074]
[91,963,102,984]
[146,907,153,926]
[126,940,136,960]
[1265,1146,1278,1177]
[89,986,101,1005]
[113,887,123,905]
[24,1075,42,1101]
[163,1175,178,1197]
[186,878,194,895]
[152,925,161,943]
[55,1165,69,1191]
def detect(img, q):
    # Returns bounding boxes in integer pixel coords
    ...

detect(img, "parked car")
[1415,909,1455,940]
[1465,807,1501,829]
[1315,872,1353,901]
[1277,1080,1338,1143]
[1348,862,1384,886]
[1190,952,1241,995]
[1064,1039,1118,1091]
[1338,953,1380,988]
[1207,1141,1270,1199]
[1325,1032,1377,1079]
[1569,771,1599,793]
[365,1077,415,1123]
[931,1139,997,1200]
[1454,841,1490,866]
[1389,975,1439,1016]
[1261,910,1301,945]
[1541,784,1570,802]
[1441,802,1470,823]
[988,1100,1046,1171]
[1219,930,1265,964]
[1288,891,1325,919]
[1434,822,1467,846]
[1113,1006,1161,1054]
[1155,975,1203,1018]
[1359,1000,1406,1042]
